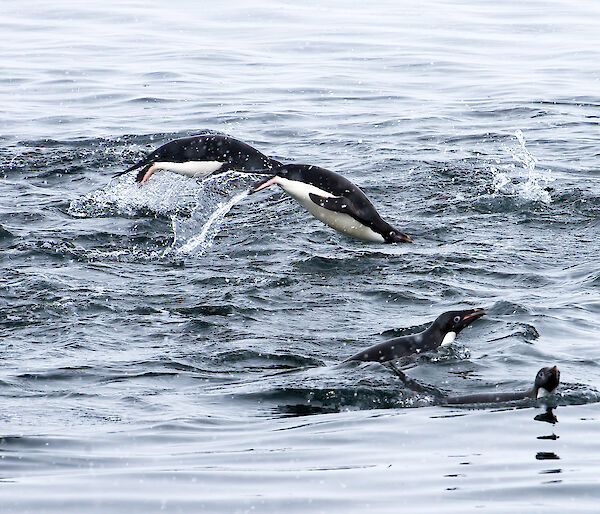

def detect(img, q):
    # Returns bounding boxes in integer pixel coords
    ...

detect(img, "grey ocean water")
[1,0,600,511]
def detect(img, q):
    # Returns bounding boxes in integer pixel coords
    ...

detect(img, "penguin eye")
[453,316,461,323]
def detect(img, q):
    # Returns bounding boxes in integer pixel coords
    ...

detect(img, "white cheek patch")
[154,161,224,179]
[275,177,385,243]
[441,331,456,346]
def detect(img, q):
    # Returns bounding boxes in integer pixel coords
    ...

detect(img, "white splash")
[491,130,553,204]
[174,190,248,256]
[69,170,257,258]
[68,172,199,218]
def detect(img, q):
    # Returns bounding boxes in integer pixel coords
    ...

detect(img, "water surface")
[1,0,599,511]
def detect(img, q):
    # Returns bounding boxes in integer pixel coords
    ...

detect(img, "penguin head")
[385,228,413,244]
[534,366,560,397]
[435,308,485,344]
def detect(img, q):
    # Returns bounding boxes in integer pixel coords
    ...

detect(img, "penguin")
[345,308,485,363]
[250,164,412,243]
[115,134,281,183]
[442,366,560,404]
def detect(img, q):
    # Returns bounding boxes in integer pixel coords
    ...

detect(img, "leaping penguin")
[250,164,412,243]
[115,134,281,183]
[345,308,485,363]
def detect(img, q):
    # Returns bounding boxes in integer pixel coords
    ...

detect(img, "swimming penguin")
[345,308,485,363]
[442,366,560,404]
[390,364,560,404]
[115,134,281,183]
[250,164,412,243]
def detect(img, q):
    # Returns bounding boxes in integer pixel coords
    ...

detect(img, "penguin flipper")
[308,193,367,224]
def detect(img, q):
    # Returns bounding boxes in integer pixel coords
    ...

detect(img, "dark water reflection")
[534,408,561,478]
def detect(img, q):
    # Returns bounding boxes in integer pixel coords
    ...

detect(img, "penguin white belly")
[154,161,224,179]
[276,177,385,242]
[440,331,456,346]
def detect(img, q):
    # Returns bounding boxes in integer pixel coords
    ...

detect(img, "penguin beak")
[550,366,560,388]
[463,309,486,321]
[456,309,485,331]
[250,175,278,194]
[390,232,413,244]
